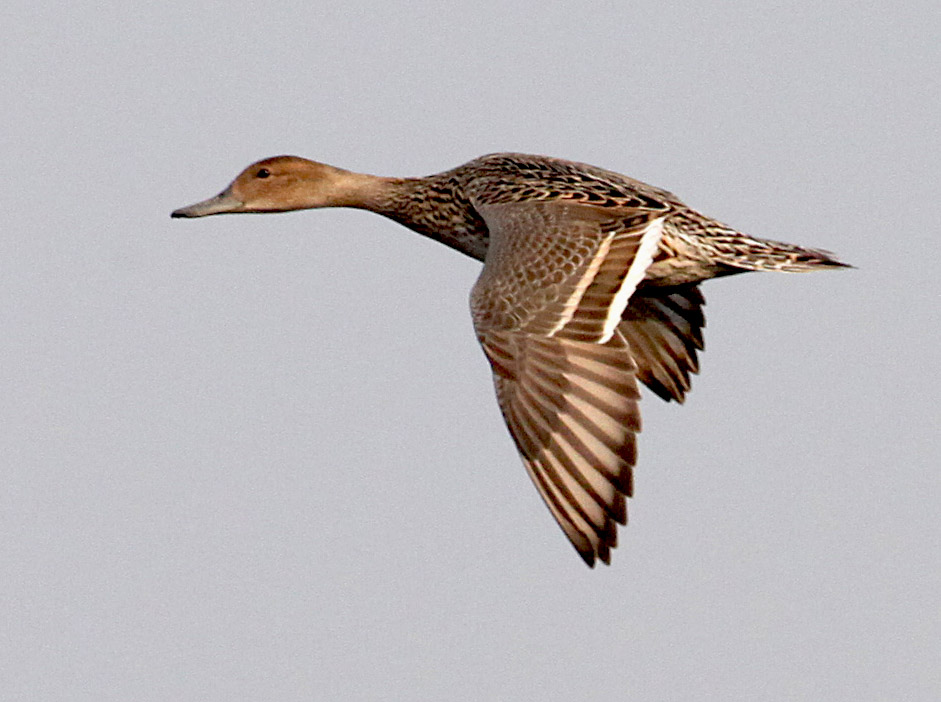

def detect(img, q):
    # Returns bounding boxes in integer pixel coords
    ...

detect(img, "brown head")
[171,155,375,218]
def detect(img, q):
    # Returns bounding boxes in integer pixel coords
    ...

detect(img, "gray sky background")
[2,2,938,700]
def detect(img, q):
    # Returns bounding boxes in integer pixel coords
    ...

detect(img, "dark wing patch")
[620,285,706,403]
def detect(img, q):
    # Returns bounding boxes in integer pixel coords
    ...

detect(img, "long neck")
[345,171,490,262]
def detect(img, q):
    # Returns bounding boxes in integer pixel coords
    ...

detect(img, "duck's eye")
[256,168,271,178]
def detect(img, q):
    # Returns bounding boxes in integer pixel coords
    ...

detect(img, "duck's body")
[173,152,847,566]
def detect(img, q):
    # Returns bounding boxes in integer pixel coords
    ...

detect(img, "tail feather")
[705,233,851,273]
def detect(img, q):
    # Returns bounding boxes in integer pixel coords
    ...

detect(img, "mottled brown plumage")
[172,152,848,566]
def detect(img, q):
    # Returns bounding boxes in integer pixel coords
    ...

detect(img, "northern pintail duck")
[173,153,847,566]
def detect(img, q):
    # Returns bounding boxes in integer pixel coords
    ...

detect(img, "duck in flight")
[172,152,847,566]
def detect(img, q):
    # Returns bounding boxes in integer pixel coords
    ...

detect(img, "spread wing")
[470,200,665,566]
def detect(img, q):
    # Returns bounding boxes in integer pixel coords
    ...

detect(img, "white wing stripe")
[600,217,666,342]
[548,233,615,336]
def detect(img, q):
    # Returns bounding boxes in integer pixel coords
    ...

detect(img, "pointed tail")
[708,233,852,273]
